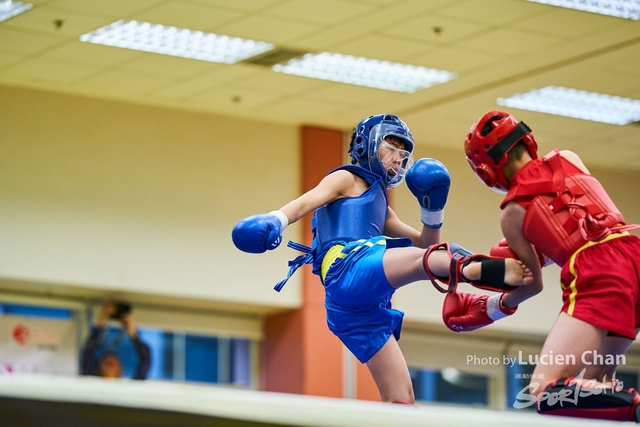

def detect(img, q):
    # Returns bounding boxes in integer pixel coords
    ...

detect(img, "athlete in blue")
[233,114,532,404]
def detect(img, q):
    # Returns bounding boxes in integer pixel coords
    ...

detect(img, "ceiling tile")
[437,0,544,25]
[189,63,263,85]
[186,0,283,13]
[26,0,57,5]
[0,49,22,68]
[3,5,112,38]
[455,28,561,56]
[216,14,322,45]
[42,40,144,66]
[331,34,436,62]
[0,27,65,55]
[590,43,640,77]
[2,57,97,83]
[294,1,453,50]
[133,2,242,32]
[290,22,377,52]
[265,0,374,26]
[117,53,220,79]
[519,112,591,141]
[497,60,640,102]
[511,7,619,38]
[627,84,640,98]
[557,67,640,96]
[382,12,490,45]
[393,0,456,12]
[407,46,502,73]
[349,0,399,4]
[238,71,327,94]
[49,0,166,18]
[614,128,640,147]
[529,111,622,141]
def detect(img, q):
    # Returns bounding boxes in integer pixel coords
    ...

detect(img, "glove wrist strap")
[420,207,444,229]
[269,210,289,230]
[486,294,508,321]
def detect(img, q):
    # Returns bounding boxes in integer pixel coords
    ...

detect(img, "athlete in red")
[460,110,640,422]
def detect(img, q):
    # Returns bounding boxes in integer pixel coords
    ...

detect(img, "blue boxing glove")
[406,158,450,229]
[232,211,289,254]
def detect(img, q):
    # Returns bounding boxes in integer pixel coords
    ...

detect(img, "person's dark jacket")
[80,326,151,380]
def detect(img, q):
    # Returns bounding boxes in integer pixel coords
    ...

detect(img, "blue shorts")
[321,237,407,363]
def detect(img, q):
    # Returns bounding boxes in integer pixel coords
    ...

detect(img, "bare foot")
[505,259,533,286]
[462,259,533,286]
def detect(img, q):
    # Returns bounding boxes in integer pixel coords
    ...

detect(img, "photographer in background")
[81,299,151,380]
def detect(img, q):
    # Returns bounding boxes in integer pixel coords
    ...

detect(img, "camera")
[109,301,132,320]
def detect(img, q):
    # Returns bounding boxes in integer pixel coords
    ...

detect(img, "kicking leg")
[382,246,431,288]
[382,245,532,290]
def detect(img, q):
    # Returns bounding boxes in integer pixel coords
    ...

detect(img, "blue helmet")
[348,114,415,189]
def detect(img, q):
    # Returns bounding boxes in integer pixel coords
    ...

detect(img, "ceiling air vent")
[243,48,307,67]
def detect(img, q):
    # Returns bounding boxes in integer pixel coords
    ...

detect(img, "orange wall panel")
[300,126,345,398]
[261,310,304,394]
[262,125,345,397]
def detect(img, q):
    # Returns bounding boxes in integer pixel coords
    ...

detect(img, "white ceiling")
[1,0,639,171]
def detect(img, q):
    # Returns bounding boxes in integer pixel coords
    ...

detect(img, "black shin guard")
[537,377,640,422]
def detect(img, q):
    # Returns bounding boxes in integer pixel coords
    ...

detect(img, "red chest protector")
[501,150,639,266]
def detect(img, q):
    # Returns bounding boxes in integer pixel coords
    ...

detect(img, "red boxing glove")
[490,238,551,268]
[442,292,517,332]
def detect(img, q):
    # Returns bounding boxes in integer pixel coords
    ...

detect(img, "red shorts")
[560,234,640,340]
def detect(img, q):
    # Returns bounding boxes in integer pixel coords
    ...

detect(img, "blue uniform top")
[274,165,409,291]
[311,165,388,276]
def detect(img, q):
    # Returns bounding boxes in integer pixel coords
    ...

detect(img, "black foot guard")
[537,377,640,422]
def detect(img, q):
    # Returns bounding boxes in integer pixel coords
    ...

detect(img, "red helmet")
[464,110,538,193]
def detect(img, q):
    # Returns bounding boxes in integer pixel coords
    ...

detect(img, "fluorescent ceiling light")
[272,52,456,93]
[80,20,274,64]
[527,0,640,20]
[0,1,33,23]
[497,86,640,125]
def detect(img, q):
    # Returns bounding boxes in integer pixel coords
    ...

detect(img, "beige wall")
[2,83,639,336]
[0,84,301,314]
